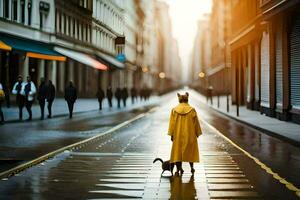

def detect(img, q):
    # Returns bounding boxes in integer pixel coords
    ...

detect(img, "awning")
[0,41,11,51]
[96,52,125,69]
[0,34,66,61]
[54,47,108,71]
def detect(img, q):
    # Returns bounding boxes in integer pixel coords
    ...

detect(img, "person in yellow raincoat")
[168,92,202,175]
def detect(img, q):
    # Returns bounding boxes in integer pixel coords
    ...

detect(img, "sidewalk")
[193,91,300,146]
[2,97,158,122]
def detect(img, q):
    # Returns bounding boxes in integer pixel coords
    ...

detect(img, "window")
[28,0,32,25]
[12,0,18,21]
[63,14,67,34]
[73,18,76,37]
[67,16,70,35]
[70,17,73,37]
[3,0,9,18]
[39,11,43,29]
[82,23,85,41]
[86,24,88,42]
[78,23,81,40]
[58,12,62,33]
[77,21,80,40]
[79,0,84,7]
[21,0,25,23]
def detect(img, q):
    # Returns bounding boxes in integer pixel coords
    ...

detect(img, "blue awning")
[0,33,65,61]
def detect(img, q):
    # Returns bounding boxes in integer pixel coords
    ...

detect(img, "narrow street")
[0,91,299,199]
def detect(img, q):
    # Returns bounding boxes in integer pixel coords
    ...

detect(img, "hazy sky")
[162,0,212,83]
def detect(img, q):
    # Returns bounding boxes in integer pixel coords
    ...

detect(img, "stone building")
[230,0,300,124]
[0,0,181,100]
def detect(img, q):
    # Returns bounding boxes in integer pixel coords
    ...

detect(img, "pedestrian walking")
[121,87,128,107]
[64,81,77,119]
[12,75,26,120]
[24,76,36,121]
[37,78,48,120]
[97,87,105,110]
[0,83,5,124]
[168,92,202,175]
[47,80,55,118]
[140,88,146,101]
[130,87,137,104]
[115,87,122,108]
[106,86,113,108]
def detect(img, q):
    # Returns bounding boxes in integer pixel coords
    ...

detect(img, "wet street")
[0,91,299,199]
[0,99,158,173]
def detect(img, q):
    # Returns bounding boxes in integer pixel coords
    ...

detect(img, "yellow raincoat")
[168,103,202,163]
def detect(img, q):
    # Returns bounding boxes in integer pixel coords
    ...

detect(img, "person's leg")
[25,100,32,120]
[0,102,4,123]
[175,162,184,175]
[189,162,195,173]
[18,103,23,120]
[67,102,72,118]
[18,97,25,120]
[117,99,120,108]
[39,100,45,120]
[70,102,74,118]
[29,101,33,120]
[47,100,53,118]
[175,162,180,173]
[108,99,112,107]
[99,99,102,110]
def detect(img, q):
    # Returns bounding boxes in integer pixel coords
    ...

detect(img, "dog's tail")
[153,158,163,164]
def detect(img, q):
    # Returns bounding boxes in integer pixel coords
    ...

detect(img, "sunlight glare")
[162,0,212,83]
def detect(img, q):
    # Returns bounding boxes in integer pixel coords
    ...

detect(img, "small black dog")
[153,158,174,176]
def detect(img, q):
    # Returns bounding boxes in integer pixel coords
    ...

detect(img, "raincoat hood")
[173,103,194,115]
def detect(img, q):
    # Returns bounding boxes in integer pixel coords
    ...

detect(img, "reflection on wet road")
[0,105,155,173]
[0,91,299,199]
[189,90,300,191]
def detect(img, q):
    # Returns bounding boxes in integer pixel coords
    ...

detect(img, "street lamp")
[159,72,166,79]
[142,66,149,73]
[198,72,205,78]
[158,72,166,95]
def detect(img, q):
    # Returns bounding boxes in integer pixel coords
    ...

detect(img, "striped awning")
[54,47,108,71]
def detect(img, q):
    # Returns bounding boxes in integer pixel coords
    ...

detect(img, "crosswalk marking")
[84,152,262,199]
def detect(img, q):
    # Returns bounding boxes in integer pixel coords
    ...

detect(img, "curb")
[207,105,300,148]
[189,90,300,148]
[0,106,158,179]
[2,100,158,124]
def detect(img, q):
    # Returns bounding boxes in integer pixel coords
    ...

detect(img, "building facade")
[191,0,231,96]
[0,0,61,98]
[230,0,300,124]
[0,0,181,102]
[191,0,300,124]
[190,14,212,93]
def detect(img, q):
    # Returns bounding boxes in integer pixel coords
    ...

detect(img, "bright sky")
[162,0,212,83]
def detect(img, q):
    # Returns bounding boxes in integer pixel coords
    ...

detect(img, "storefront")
[289,12,300,123]
[0,33,65,100]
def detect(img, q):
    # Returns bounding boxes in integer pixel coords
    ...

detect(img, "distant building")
[190,0,231,96]
[190,15,211,92]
